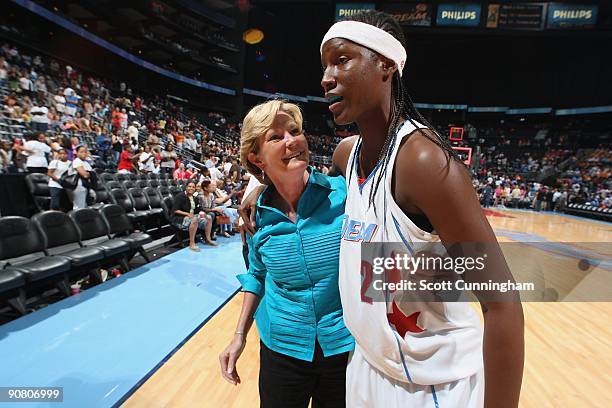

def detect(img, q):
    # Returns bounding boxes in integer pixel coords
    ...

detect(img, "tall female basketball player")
[320,10,524,408]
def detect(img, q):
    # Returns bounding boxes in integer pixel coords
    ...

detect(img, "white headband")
[320,21,407,77]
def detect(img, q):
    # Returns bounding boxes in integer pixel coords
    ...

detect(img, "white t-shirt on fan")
[72,158,93,188]
[23,140,51,168]
[48,159,71,189]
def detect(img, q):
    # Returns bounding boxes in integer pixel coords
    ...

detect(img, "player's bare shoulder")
[329,135,359,177]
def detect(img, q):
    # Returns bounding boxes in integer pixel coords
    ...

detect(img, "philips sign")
[437,4,481,26]
[547,4,598,28]
[335,3,376,21]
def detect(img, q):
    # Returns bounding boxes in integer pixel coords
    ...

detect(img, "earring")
[262,170,265,180]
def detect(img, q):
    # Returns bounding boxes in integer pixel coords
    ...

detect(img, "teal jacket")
[237,167,354,361]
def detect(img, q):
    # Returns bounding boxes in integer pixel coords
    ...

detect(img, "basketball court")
[1,210,608,407]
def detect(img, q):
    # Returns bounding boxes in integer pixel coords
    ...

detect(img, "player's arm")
[394,130,524,408]
[328,135,358,177]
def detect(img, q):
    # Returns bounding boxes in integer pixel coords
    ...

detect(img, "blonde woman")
[219,100,353,407]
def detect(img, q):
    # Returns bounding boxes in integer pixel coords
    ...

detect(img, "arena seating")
[25,173,52,212]
[99,204,152,263]
[0,216,72,311]
[32,211,105,282]
[566,203,612,222]
[68,209,132,272]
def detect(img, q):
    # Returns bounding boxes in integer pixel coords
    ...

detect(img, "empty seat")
[115,173,129,182]
[148,179,160,188]
[100,205,152,262]
[100,173,117,184]
[170,186,183,195]
[129,188,163,217]
[122,180,137,190]
[68,209,131,271]
[0,267,27,315]
[136,180,149,189]
[144,187,167,213]
[91,184,115,209]
[158,180,169,187]
[110,188,149,224]
[158,186,172,198]
[32,211,105,280]
[106,181,123,191]
[149,173,160,180]
[137,174,149,181]
[0,216,71,298]
[126,173,138,181]
[25,173,51,212]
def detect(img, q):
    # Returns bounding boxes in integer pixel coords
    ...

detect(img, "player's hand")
[219,335,246,385]
[238,185,265,236]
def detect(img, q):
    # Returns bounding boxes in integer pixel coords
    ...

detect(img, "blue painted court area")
[0,237,244,408]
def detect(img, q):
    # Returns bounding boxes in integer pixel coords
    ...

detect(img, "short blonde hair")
[240,99,303,183]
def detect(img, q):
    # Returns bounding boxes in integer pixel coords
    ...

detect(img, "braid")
[348,10,464,214]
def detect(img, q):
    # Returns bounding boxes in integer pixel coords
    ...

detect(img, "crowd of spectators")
[0,42,250,245]
[1,41,609,223]
[473,145,610,211]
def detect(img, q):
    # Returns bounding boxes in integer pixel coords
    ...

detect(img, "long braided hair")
[346,10,463,213]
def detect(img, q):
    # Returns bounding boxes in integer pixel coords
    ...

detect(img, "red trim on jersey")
[358,177,366,186]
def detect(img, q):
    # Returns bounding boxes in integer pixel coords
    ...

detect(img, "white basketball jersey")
[339,120,483,385]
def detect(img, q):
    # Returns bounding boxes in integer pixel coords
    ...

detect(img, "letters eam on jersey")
[341,215,378,242]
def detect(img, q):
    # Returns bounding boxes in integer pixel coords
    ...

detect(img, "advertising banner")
[547,3,598,28]
[382,3,432,27]
[436,3,481,27]
[335,3,376,21]
[486,3,547,30]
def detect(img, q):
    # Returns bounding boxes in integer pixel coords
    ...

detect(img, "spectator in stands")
[160,143,178,175]
[228,156,241,183]
[111,107,122,131]
[208,161,223,183]
[534,187,545,212]
[127,121,139,142]
[19,70,33,97]
[545,188,554,211]
[511,184,521,208]
[29,100,49,132]
[197,178,228,238]
[147,132,160,152]
[222,155,232,176]
[20,131,51,173]
[71,145,93,209]
[171,181,217,251]
[47,148,72,212]
[152,158,161,174]
[494,184,502,207]
[173,162,191,180]
[0,57,6,87]
[130,136,139,152]
[138,145,155,174]
[482,183,493,208]
[117,144,135,174]
[214,179,239,236]
[111,133,122,164]
[0,140,11,173]
[184,132,197,152]
[553,189,563,212]
[120,108,128,130]
[53,89,66,115]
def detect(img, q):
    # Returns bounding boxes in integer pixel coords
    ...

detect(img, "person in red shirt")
[117,144,135,174]
[111,107,122,132]
[173,163,191,180]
